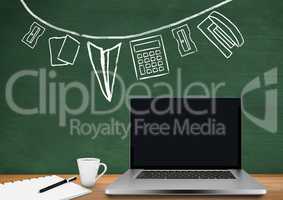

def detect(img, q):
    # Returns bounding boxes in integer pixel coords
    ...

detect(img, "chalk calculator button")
[139,65,145,75]
[158,61,163,66]
[145,63,151,68]
[159,66,165,71]
[144,58,150,63]
[149,51,155,56]
[137,53,143,59]
[153,67,158,73]
[143,52,149,57]
[152,62,157,67]
[155,50,161,55]
[151,57,156,62]
[157,55,162,61]
[138,59,143,65]
[147,69,152,74]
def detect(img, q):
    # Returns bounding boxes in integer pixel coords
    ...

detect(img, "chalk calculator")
[130,35,170,80]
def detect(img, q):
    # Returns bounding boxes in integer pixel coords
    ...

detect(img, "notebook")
[0,175,91,200]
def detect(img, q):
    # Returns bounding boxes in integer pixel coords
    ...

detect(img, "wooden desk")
[0,174,282,200]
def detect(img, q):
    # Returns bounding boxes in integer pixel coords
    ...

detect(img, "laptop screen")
[130,98,241,169]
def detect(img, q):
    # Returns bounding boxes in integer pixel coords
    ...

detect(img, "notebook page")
[0,175,91,200]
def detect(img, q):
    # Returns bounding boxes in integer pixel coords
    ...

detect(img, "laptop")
[106,97,266,195]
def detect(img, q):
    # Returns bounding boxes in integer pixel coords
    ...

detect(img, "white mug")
[77,158,107,188]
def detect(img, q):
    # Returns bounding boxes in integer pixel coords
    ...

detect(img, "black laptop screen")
[130,98,241,169]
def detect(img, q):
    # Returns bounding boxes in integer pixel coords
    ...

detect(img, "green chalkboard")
[0,0,282,173]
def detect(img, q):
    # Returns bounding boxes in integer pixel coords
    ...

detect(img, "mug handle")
[95,162,107,182]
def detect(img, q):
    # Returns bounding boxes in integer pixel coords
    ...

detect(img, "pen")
[39,176,77,193]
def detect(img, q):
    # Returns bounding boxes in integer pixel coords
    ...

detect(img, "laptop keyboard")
[136,170,236,179]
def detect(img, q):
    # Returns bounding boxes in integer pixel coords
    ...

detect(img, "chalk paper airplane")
[87,42,122,102]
